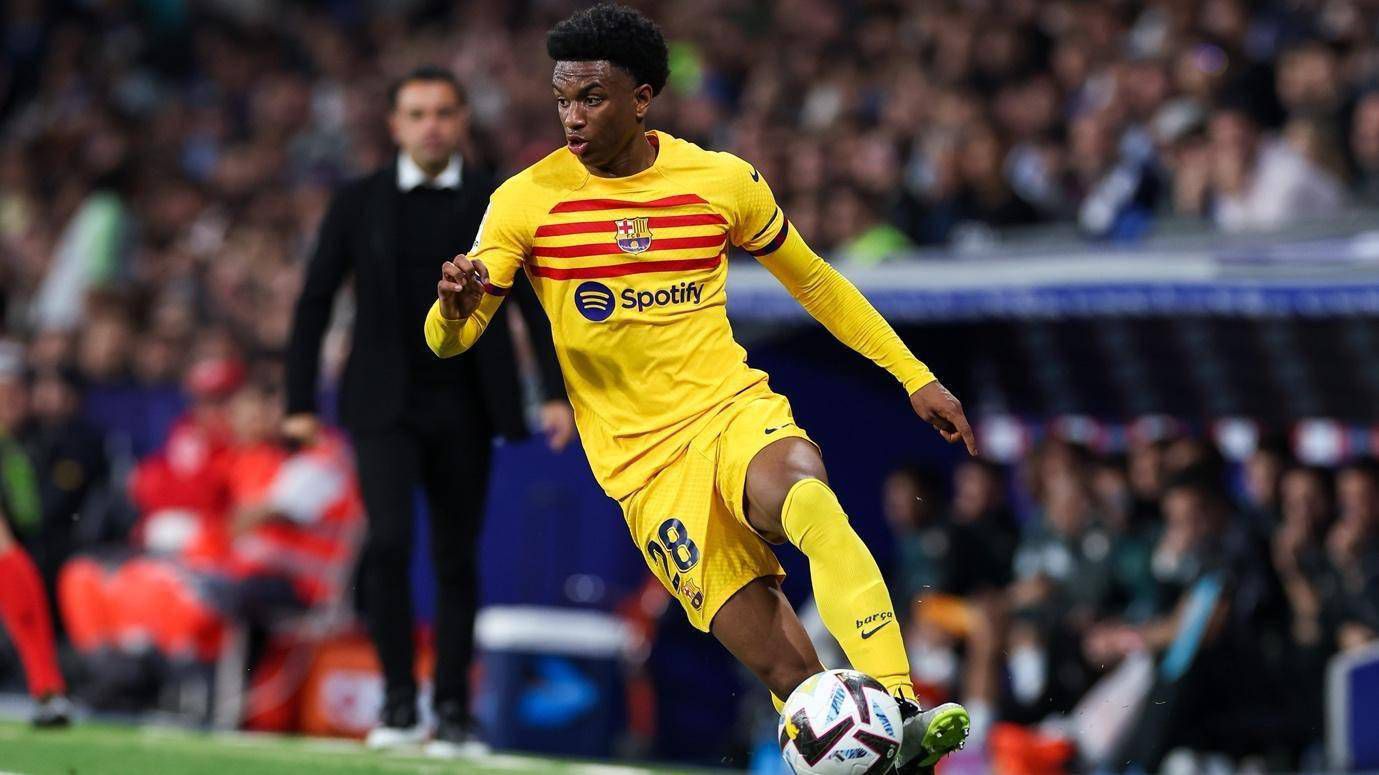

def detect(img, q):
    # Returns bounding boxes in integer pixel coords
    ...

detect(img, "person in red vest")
[61,380,362,668]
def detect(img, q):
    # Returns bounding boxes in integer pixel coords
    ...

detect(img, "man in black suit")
[284,66,571,755]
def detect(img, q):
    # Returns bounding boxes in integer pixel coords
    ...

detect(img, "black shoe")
[365,697,425,750]
[380,696,419,729]
[32,694,72,728]
[425,701,488,758]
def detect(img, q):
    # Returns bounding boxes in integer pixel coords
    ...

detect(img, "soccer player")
[426,5,973,770]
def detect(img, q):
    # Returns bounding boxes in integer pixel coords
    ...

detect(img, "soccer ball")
[778,669,903,774]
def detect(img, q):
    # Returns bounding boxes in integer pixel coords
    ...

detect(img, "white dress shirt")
[397,152,462,191]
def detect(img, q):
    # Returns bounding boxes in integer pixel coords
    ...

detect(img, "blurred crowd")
[4,0,1379,367]
[4,0,1379,375]
[880,432,1379,772]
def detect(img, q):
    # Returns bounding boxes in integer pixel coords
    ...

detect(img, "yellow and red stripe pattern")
[528,194,729,281]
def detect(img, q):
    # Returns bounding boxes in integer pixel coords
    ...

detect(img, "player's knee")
[746,440,829,536]
[775,439,827,486]
[775,477,851,549]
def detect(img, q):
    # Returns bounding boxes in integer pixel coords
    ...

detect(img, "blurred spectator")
[1272,465,1335,651]
[926,122,1043,247]
[1208,105,1347,232]
[948,459,1019,592]
[883,464,948,607]
[1090,455,1157,623]
[1006,463,1114,717]
[1328,459,1379,651]
[1240,434,1292,541]
[1126,435,1169,525]
[1070,108,1161,240]
[1276,41,1345,120]
[59,380,362,696]
[1091,469,1293,769]
[126,357,243,563]
[886,460,1014,742]
[885,459,1016,606]
[1351,90,1379,204]
[16,367,109,586]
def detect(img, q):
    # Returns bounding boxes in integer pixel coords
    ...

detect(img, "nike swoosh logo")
[860,620,894,639]
[750,167,760,182]
[764,425,788,435]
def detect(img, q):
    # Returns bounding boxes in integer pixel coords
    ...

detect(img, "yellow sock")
[780,478,915,701]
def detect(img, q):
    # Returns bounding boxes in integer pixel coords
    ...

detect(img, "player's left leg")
[742,438,968,770]
[709,575,823,707]
[742,438,912,698]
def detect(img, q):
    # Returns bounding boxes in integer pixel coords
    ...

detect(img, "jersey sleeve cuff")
[430,299,468,327]
[902,368,937,395]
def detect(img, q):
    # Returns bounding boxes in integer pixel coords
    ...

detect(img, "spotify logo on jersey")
[574,279,710,322]
[574,281,616,322]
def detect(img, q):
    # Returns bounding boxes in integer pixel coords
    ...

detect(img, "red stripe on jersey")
[532,235,725,259]
[534,213,728,237]
[483,283,510,296]
[528,255,722,280]
[549,194,708,213]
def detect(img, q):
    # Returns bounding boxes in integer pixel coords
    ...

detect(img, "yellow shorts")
[618,388,815,632]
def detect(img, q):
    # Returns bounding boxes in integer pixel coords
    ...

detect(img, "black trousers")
[351,384,492,717]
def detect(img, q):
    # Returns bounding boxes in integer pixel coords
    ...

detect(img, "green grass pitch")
[0,721,728,775]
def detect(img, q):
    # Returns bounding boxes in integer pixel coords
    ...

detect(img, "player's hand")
[540,401,576,452]
[281,413,320,446]
[438,254,488,320]
[910,380,977,456]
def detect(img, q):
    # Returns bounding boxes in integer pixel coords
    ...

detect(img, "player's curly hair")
[546,3,670,96]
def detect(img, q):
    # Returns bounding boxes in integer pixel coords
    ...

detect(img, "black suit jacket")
[286,161,565,438]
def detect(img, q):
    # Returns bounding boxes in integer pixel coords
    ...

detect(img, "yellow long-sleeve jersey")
[426,131,934,500]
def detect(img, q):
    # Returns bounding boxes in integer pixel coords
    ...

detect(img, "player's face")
[389,81,466,173]
[552,60,652,169]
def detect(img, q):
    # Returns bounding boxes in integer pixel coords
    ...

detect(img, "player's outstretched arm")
[425,253,502,357]
[754,229,978,455]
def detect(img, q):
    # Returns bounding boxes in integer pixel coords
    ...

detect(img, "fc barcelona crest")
[614,216,653,254]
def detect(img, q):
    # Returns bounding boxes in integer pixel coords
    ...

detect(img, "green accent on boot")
[916,704,970,767]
